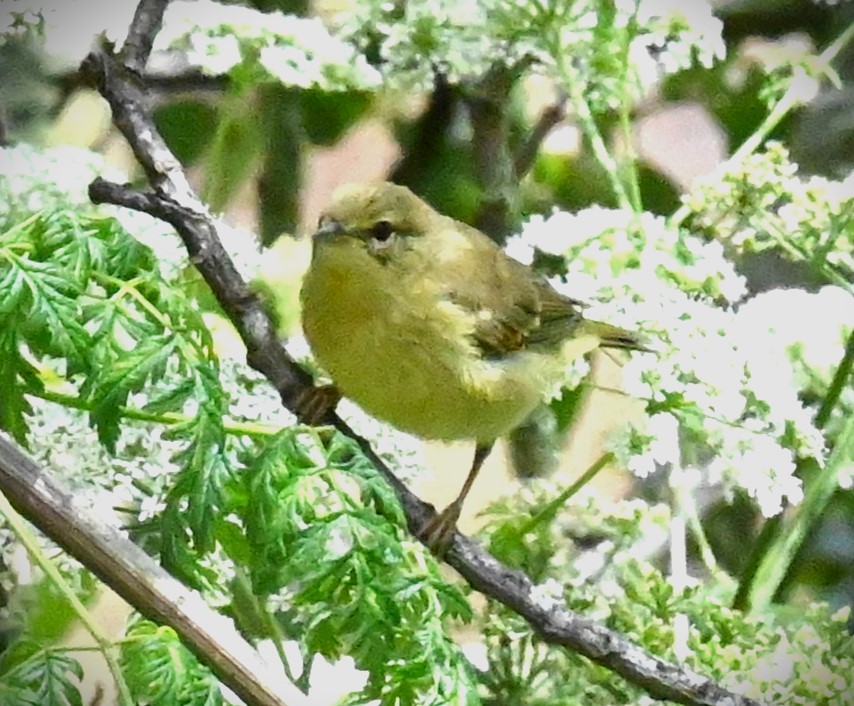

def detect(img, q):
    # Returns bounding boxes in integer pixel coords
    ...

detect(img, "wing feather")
[441,223,586,358]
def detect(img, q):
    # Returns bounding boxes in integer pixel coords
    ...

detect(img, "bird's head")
[312,182,435,263]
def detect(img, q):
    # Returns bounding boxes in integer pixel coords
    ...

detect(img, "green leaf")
[86,335,177,450]
[154,100,220,166]
[301,89,371,146]
[168,417,231,553]
[121,617,223,706]
[5,570,97,648]
[160,365,232,554]
[3,649,85,706]
[0,253,89,365]
[233,427,476,704]
[0,325,40,444]
[201,92,264,212]
[0,683,40,706]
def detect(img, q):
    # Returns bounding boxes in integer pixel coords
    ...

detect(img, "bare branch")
[73,21,762,706]
[57,65,228,101]
[0,106,9,147]
[514,97,566,178]
[120,0,171,72]
[465,62,519,242]
[0,435,293,706]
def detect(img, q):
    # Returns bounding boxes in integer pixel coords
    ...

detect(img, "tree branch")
[51,7,763,706]
[0,105,9,147]
[514,97,566,178]
[465,62,521,242]
[119,0,170,72]
[0,435,294,706]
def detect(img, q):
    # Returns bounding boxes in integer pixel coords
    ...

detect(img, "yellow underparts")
[300,236,600,443]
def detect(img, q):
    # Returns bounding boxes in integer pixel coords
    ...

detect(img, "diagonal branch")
[56,5,762,706]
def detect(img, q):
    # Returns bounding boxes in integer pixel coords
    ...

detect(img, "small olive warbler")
[300,182,646,551]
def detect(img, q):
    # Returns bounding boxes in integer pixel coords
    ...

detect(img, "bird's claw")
[418,501,462,556]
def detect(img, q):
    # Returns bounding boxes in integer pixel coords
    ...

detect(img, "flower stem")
[735,330,854,613]
[519,452,614,534]
[671,21,854,229]
[0,492,134,706]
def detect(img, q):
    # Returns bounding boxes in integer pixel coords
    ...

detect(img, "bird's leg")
[294,384,341,425]
[418,442,495,555]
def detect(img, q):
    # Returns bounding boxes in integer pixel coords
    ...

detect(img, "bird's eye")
[370,220,394,242]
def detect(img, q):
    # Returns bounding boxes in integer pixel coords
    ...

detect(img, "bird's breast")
[300,249,545,441]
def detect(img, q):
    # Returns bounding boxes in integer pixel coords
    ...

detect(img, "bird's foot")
[418,501,462,556]
[294,384,341,425]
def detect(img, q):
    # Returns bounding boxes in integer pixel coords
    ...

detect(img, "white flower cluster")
[516,205,747,306]
[337,0,525,89]
[337,0,725,96]
[613,0,726,106]
[632,0,725,71]
[685,142,853,277]
[514,205,840,517]
[158,1,381,90]
[26,390,185,517]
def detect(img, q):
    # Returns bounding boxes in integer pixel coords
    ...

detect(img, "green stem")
[760,219,853,292]
[815,330,854,429]
[736,330,854,613]
[0,492,134,706]
[731,513,782,611]
[618,102,643,214]
[548,32,633,211]
[744,417,854,613]
[519,453,614,535]
[34,388,282,438]
[618,9,643,214]
[569,86,633,211]
[671,21,854,230]
[683,488,720,576]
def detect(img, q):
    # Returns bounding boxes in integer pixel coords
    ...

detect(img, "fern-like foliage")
[228,428,478,704]
[0,163,477,704]
[120,617,224,706]
[0,641,84,706]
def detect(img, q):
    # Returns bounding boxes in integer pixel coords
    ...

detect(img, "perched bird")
[299,181,647,552]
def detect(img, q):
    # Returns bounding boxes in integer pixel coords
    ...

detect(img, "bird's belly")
[303,297,542,442]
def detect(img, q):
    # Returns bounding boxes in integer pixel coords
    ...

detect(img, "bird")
[299,181,647,552]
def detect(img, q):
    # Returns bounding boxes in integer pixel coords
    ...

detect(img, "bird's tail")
[582,320,651,352]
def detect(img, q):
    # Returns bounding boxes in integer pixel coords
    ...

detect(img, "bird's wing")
[443,226,585,358]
